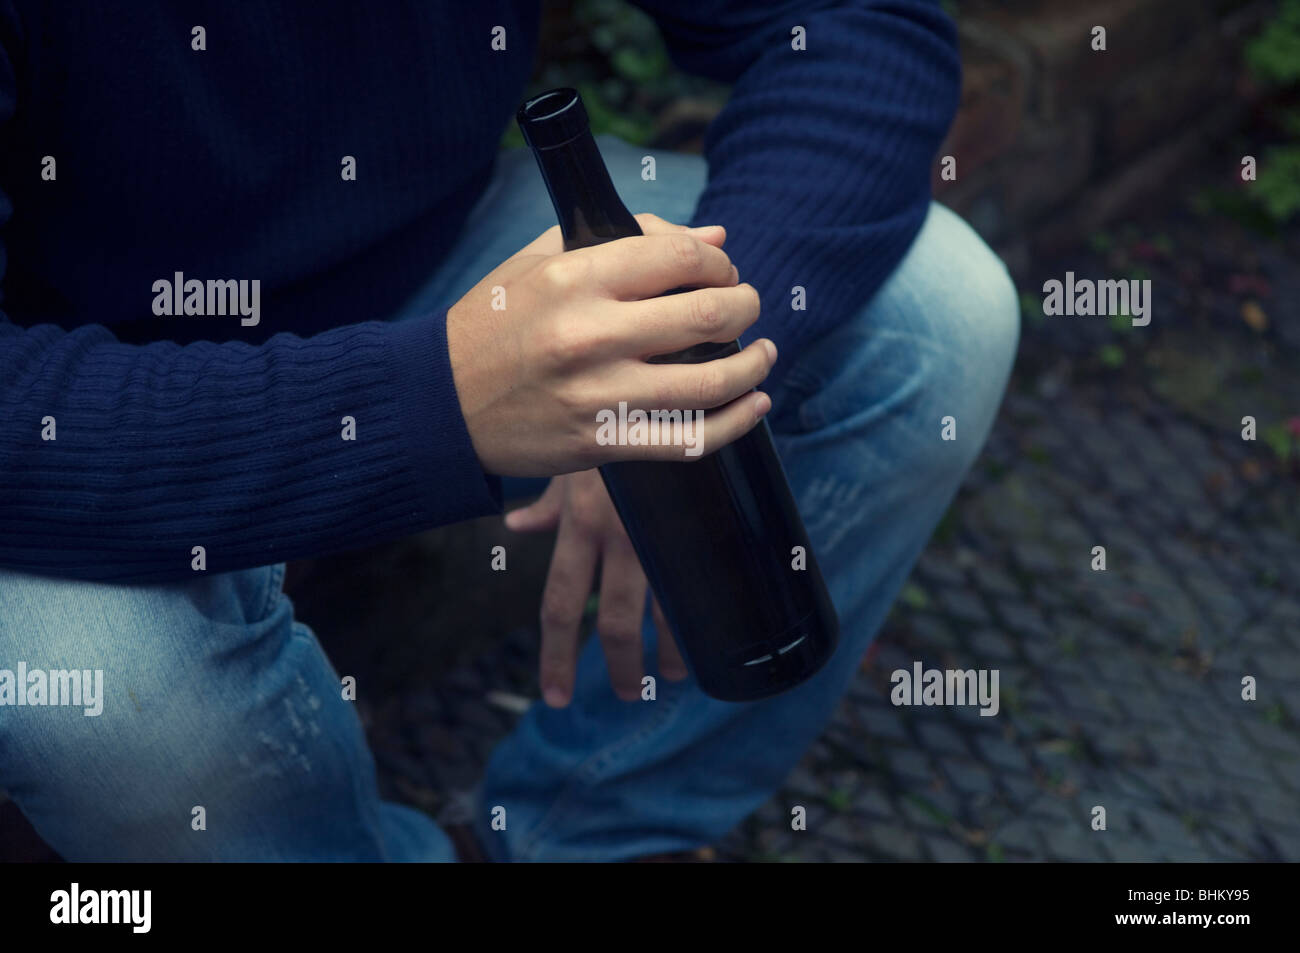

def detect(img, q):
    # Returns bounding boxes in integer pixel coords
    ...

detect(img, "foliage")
[1232,0,1300,227]
[900,583,930,610]
[1253,145,1300,222]
[1245,0,1300,87]
[1097,344,1125,369]
[1261,420,1294,464]
[502,0,729,149]
[1018,290,1044,324]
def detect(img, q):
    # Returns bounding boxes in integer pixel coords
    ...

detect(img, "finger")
[518,219,723,265]
[652,598,689,681]
[635,214,727,248]
[620,283,760,356]
[594,534,649,702]
[693,390,773,457]
[623,338,776,412]
[538,514,600,708]
[572,232,734,300]
[505,477,565,532]
[608,389,771,462]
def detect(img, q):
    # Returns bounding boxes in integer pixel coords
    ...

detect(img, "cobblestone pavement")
[728,385,1299,862]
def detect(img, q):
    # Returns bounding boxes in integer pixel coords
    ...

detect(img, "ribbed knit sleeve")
[0,3,504,583]
[632,0,961,369]
[0,310,503,582]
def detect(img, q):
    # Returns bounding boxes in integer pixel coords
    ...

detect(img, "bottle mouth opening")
[517,88,589,149]
[519,88,580,123]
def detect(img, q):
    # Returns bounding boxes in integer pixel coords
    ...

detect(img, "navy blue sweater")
[0,1,959,582]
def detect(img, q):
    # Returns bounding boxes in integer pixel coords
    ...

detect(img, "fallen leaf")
[1240,300,1269,332]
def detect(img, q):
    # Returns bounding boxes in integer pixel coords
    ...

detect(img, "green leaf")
[901,583,930,610]
[611,46,668,83]
[1019,290,1044,323]
[825,789,853,812]
[1098,344,1126,368]
[1261,422,1294,463]
[1246,0,1300,87]
[499,123,526,150]
[1255,146,1300,223]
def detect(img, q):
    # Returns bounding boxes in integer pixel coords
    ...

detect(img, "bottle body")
[519,89,839,701]
[599,374,838,701]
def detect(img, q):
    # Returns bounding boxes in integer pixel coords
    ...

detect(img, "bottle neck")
[530,129,641,250]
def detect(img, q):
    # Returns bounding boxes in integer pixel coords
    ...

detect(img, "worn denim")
[0,139,1018,860]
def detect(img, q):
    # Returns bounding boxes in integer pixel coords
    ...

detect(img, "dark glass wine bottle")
[517,88,839,702]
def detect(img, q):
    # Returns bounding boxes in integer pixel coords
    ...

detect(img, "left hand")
[506,469,689,707]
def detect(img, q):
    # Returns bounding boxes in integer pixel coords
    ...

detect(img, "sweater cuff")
[387,309,503,521]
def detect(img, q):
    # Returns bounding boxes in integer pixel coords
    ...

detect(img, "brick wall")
[934,0,1275,273]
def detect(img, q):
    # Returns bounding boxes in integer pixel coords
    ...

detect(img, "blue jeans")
[0,139,1018,861]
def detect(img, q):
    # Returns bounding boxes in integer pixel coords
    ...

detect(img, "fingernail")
[753,392,772,417]
[543,684,569,707]
[689,224,723,233]
[762,339,777,363]
[730,264,740,283]
[504,510,524,529]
